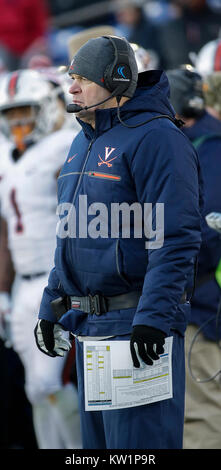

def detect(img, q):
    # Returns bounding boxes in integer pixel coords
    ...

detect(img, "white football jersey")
[0,128,77,275]
[0,131,9,147]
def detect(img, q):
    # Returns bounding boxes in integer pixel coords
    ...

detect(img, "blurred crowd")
[0,0,221,451]
[0,0,221,72]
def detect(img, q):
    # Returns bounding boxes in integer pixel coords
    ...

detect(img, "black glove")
[130,325,166,368]
[34,319,71,357]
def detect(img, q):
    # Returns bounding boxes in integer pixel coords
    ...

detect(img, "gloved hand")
[34,319,72,357]
[0,292,12,347]
[130,325,166,368]
[206,212,221,234]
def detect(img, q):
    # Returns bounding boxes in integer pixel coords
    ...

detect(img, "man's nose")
[69,81,81,95]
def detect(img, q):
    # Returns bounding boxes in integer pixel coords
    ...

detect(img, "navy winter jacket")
[38,70,202,338]
[183,111,221,341]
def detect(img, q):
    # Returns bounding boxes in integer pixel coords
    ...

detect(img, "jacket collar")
[77,70,175,138]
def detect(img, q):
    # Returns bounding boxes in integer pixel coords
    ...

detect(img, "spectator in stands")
[0,0,49,70]
[157,0,221,69]
[113,0,162,67]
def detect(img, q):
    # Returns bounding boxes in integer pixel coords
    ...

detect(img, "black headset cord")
[116,96,184,129]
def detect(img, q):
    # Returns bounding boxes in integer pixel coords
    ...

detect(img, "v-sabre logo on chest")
[98,146,118,168]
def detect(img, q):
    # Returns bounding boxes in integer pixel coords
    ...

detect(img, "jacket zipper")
[58,172,82,179]
[71,139,94,205]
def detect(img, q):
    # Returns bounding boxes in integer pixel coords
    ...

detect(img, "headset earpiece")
[102,36,133,97]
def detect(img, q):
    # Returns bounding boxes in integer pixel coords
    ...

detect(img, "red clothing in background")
[0,0,49,56]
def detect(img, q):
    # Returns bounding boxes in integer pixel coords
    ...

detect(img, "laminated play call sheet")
[83,336,173,411]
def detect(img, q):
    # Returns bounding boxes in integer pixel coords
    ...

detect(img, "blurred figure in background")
[68,25,117,61]
[204,71,221,120]
[48,0,112,28]
[167,66,221,448]
[158,0,221,69]
[0,69,81,449]
[195,38,221,77]
[113,0,162,67]
[27,55,81,133]
[0,67,34,449]
[0,0,49,71]
[131,42,159,71]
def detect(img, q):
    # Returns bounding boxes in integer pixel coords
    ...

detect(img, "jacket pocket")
[88,171,121,182]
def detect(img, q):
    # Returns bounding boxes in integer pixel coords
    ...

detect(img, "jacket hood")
[123,69,176,117]
[183,110,221,141]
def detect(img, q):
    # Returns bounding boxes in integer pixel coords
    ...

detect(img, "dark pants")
[75,331,185,449]
[0,340,37,449]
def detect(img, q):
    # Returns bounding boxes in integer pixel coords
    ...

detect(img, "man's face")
[68,74,112,124]
[3,105,36,151]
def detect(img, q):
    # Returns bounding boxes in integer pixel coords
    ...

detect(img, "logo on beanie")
[69,62,75,73]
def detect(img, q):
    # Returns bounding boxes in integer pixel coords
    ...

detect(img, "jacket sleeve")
[38,267,66,323]
[130,126,202,335]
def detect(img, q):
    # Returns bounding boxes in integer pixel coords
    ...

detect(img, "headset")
[67,36,183,129]
[167,66,205,119]
[102,35,133,97]
[180,69,205,118]
[67,35,134,114]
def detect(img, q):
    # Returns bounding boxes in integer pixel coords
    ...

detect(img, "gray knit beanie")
[68,36,138,98]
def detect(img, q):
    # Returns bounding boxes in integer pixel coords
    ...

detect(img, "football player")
[0,69,81,449]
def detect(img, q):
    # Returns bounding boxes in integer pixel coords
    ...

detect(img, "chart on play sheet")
[83,337,173,411]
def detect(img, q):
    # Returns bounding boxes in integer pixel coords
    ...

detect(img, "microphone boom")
[66,103,83,113]
[66,87,123,114]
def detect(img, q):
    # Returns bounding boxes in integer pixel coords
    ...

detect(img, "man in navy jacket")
[34,37,202,449]
[167,67,221,449]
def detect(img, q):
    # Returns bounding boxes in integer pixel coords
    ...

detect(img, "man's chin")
[77,108,95,123]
